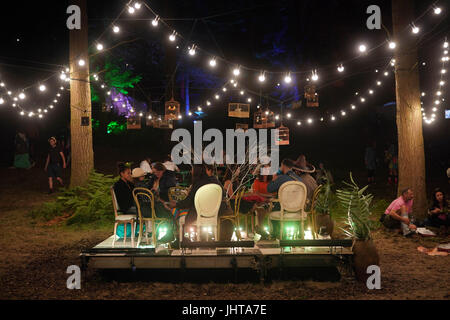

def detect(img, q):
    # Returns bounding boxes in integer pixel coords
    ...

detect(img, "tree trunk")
[69,0,94,187]
[392,0,427,219]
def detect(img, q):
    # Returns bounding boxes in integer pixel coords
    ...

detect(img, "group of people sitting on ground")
[113,154,324,243]
[382,188,449,236]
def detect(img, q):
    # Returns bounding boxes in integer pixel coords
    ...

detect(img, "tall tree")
[69,0,94,187]
[392,0,427,218]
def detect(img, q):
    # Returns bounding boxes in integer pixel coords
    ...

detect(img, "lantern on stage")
[236,123,249,131]
[276,125,290,146]
[165,97,181,121]
[304,84,319,108]
[228,103,250,118]
[146,111,158,127]
[254,108,275,129]
[127,116,141,130]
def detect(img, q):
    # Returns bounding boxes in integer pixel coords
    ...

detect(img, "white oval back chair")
[194,184,223,242]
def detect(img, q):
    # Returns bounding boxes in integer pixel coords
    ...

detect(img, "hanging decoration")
[228,103,250,118]
[236,123,249,130]
[127,116,141,130]
[304,84,319,108]
[165,97,181,120]
[254,108,275,129]
[154,119,174,130]
[276,125,290,146]
[146,111,158,127]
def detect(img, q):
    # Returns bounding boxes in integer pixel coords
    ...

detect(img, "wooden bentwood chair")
[132,188,172,248]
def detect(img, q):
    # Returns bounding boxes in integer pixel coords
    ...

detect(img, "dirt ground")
[0,167,449,300]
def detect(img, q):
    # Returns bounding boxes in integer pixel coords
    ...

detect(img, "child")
[44,137,66,194]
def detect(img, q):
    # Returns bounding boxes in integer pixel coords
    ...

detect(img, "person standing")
[13,130,32,169]
[365,142,377,184]
[44,137,66,194]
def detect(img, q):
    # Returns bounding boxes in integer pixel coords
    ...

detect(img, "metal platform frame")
[80,238,354,282]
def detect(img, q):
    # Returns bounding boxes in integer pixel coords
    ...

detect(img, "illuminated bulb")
[169,31,176,42]
[284,73,292,84]
[440,81,445,86]
[434,7,442,15]
[44,109,47,113]
[432,107,438,112]
[38,114,43,119]
[188,46,196,56]
[113,26,120,33]
[38,109,42,113]
[57,93,61,97]
[412,24,419,34]
[287,113,291,118]
[60,73,66,80]
[421,92,426,97]
[331,116,336,121]
[258,72,266,82]
[361,97,366,102]
[240,91,244,95]
[275,115,280,120]
[152,18,159,27]
[198,107,202,111]
[178,115,182,120]
[19,93,26,100]
[311,71,319,82]
[359,44,367,53]
[7,91,12,95]
[435,100,440,105]
[78,59,86,67]
[13,97,18,101]
[337,64,344,72]
[139,113,143,117]
[28,112,34,117]
[377,81,382,86]
[230,79,235,84]
[20,111,24,116]
[384,72,389,76]
[233,83,238,87]
[128,6,135,14]
[209,58,217,67]
[442,69,447,74]
[307,118,313,124]
[389,41,396,49]
[222,87,227,92]
[206,101,211,106]
[341,111,346,116]
[39,85,46,92]
[436,91,442,96]
[351,105,356,110]
[134,2,141,9]
[369,90,374,95]
[188,112,192,116]
[233,67,240,77]
[297,121,301,126]
[49,105,54,109]
[215,94,220,100]
[96,43,103,51]
[0,98,4,104]
[247,98,252,103]
[355,92,359,96]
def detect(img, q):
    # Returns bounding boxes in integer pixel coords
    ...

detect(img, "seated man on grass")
[382,188,417,237]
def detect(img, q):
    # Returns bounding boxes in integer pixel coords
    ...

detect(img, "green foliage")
[336,173,374,240]
[103,61,142,95]
[107,121,127,135]
[31,171,117,226]
[314,178,336,217]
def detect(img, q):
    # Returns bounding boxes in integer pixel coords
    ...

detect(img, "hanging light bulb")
[389,41,397,49]
[20,111,24,116]
[384,71,389,76]
[222,87,227,92]
[240,90,245,95]
[258,71,266,82]
[337,64,344,72]
[369,89,374,95]
[19,93,26,100]
[206,101,211,106]
[78,59,86,67]
[411,24,420,34]
[440,81,445,86]
[307,118,313,124]
[39,85,46,92]
[0,82,5,87]
[197,107,202,111]
[60,73,66,80]
[359,44,367,53]
[331,116,336,121]
[297,121,302,126]
[436,91,442,96]
[361,97,366,102]
[188,45,197,56]
[284,72,292,84]
[49,105,54,109]
[442,69,447,74]
[169,31,176,42]
[96,43,103,51]
[7,91,12,95]
[351,104,356,110]
[377,81,382,86]
[151,16,159,27]
[128,6,135,14]
[0,98,4,104]
[209,58,217,67]
[287,113,291,118]
[233,66,241,77]
[434,7,442,15]
[311,70,319,82]
[247,98,252,103]
[341,111,346,116]
[215,94,220,100]
[113,25,120,33]
[134,2,141,9]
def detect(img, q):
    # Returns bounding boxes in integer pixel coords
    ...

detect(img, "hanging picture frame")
[276,125,290,146]
[254,109,275,129]
[304,84,319,108]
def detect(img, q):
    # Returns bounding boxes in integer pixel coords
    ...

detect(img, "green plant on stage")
[31,171,117,226]
[336,173,374,240]
[314,178,335,218]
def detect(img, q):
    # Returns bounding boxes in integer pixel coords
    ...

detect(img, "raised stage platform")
[80,237,354,281]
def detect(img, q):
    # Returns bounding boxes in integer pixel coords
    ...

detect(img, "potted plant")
[337,173,379,282]
[313,179,335,237]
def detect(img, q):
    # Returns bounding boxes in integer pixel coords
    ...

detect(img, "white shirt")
[140,160,152,174]
[163,161,179,172]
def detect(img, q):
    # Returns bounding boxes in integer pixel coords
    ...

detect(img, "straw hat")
[132,168,146,178]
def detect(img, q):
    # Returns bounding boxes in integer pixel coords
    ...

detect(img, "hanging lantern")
[276,125,290,146]
[236,123,249,131]
[254,108,275,129]
[154,119,174,130]
[165,97,181,120]
[146,111,158,127]
[304,84,319,108]
[228,103,250,118]
[127,116,141,130]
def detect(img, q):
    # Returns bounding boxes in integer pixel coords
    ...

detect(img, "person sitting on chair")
[113,163,137,216]
[381,188,417,236]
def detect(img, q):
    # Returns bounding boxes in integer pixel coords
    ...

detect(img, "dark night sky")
[0,0,448,172]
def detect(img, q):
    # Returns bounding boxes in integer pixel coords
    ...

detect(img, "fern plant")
[336,173,374,240]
